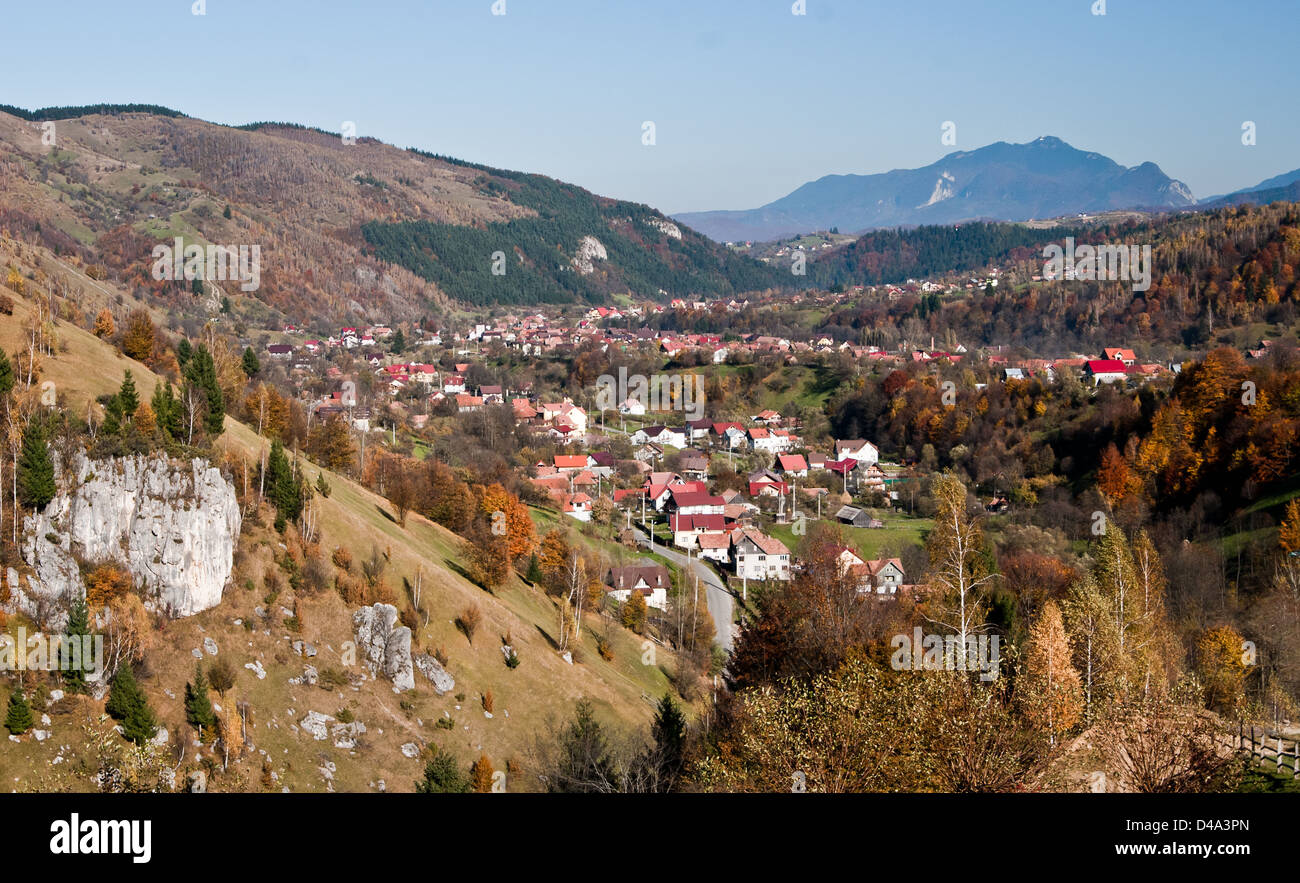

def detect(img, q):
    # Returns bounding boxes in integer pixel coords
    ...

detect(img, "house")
[860,463,888,494]
[619,397,646,416]
[747,427,783,453]
[633,443,664,463]
[1085,359,1128,386]
[267,343,294,359]
[554,455,591,473]
[835,505,883,528]
[479,385,504,404]
[561,493,593,521]
[776,453,808,477]
[695,531,732,564]
[751,409,782,425]
[630,426,688,448]
[1103,347,1138,367]
[834,439,879,465]
[860,558,906,596]
[666,490,726,517]
[671,513,727,548]
[686,418,713,441]
[678,452,710,480]
[606,563,671,610]
[731,528,792,581]
[587,451,616,478]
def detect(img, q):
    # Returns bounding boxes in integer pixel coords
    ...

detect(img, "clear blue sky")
[7,0,1297,213]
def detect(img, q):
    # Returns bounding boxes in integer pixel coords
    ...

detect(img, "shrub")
[596,634,614,661]
[482,690,494,713]
[318,667,348,690]
[436,716,454,730]
[207,658,236,696]
[332,546,354,572]
[456,605,482,645]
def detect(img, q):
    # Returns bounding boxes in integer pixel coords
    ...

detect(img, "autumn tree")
[621,590,647,634]
[121,310,156,362]
[922,473,997,648]
[1062,574,1119,724]
[1280,499,1300,557]
[1196,626,1248,715]
[308,415,357,473]
[478,483,537,561]
[1018,601,1083,746]
[470,753,495,793]
[92,308,115,338]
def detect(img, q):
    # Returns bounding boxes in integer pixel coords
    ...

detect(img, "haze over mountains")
[673,136,1208,242]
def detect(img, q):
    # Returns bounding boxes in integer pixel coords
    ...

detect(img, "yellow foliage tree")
[92,308,115,338]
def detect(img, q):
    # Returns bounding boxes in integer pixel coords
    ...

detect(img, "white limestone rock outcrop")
[18,453,241,624]
[413,653,455,695]
[570,235,607,275]
[353,603,414,692]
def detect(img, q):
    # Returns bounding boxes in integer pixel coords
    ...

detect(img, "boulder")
[203,637,219,656]
[300,711,333,741]
[353,603,414,692]
[413,654,455,695]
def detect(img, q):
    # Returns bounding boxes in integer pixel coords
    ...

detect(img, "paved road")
[631,523,736,652]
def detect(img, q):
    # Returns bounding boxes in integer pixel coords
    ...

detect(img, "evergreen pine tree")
[62,596,92,694]
[150,381,172,441]
[184,662,216,739]
[106,665,158,745]
[415,746,471,793]
[163,383,184,439]
[101,394,123,437]
[176,338,193,369]
[17,420,55,510]
[223,204,232,220]
[4,690,33,735]
[315,471,331,498]
[241,346,260,378]
[118,370,140,417]
[651,692,687,786]
[0,347,13,397]
[390,328,406,354]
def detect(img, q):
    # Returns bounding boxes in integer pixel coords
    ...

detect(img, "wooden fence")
[1238,723,1300,778]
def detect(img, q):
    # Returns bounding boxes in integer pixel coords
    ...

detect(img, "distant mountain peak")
[675,136,1195,242]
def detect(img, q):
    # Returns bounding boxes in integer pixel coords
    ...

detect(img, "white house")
[833,439,879,465]
[731,528,791,581]
[606,563,671,611]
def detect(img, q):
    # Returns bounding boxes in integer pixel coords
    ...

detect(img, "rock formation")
[353,603,414,692]
[17,452,241,625]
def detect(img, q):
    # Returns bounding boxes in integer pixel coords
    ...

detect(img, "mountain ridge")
[674,136,1198,242]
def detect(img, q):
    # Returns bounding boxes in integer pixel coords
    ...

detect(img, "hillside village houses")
[257,297,1182,632]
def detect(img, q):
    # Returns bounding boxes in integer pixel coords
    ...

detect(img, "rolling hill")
[0,104,782,322]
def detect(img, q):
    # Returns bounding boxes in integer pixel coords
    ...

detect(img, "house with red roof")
[1085,359,1128,386]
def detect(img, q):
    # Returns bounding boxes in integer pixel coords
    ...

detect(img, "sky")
[6,0,1298,214]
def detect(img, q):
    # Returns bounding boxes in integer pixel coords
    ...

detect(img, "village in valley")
[241,271,1218,646]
